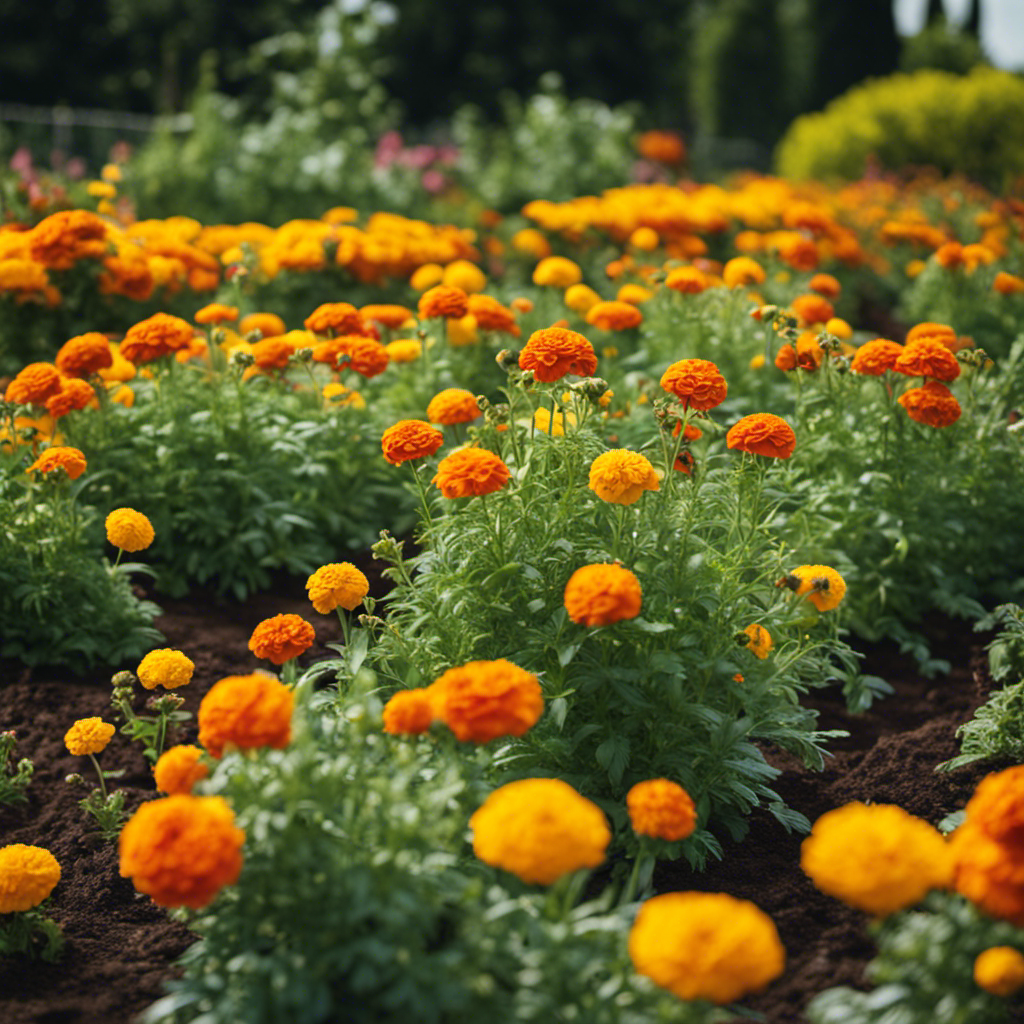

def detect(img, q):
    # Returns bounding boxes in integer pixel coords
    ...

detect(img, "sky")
[894,0,1024,69]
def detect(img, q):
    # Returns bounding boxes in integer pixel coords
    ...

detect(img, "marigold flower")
[961,765,1024,847]
[850,339,903,375]
[26,446,87,480]
[743,623,773,659]
[432,447,510,499]
[360,304,414,330]
[0,845,61,913]
[659,358,727,410]
[975,947,1024,997]
[418,284,469,320]
[194,303,238,325]
[825,317,853,340]
[121,313,195,364]
[198,673,294,758]
[906,322,957,347]
[627,779,697,841]
[532,407,576,436]
[518,327,597,383]
[726,413,796,459]
[304,302,366,336]
[306,562,370,614]
[153,745,209,795]
[384,339,422,363]
[248,614,315,665]
[809,273,841,298]
[469,778,610,883]
[629,892,783,1003]
[898,380,962,428]
[410,263,445,291]
[791,293,835,326]
[429,659,543,744]
[250,337,296,372]
[774,344,798,371]
[341,337,390,378]
[665,266,710,294]
[382,689,434,736]
[786,564,846,611]
[447,314,479,347]
[119,794,244,909]
[994,272,1024,296]
[238,312,287,338]
[28,210,107,270]
[564,564,642,627]
[801,803,952,916]
[381,419,444,465]
[952,821,1024,925]
[893,338,961,381]
[442,259,487,294]
[586,300,643,331]
[588,449,660,505]
[55,333,113,378]
[935,241,964,269]
[5,362,63,406]
[562,283,600,314]
[636,130,686,165]
[105,508,155,552]
[45,378,97,418]
[629,226,660,251]
[137,649,195,691]
[722,256,766,288]
[616,283,654,305]
[426,388,482,426]
[532,256,582,288]
[64,717,116,757]
[511,229,551,260]
[466,293,519,334]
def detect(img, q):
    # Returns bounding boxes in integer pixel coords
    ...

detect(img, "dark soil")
[0,563,1002,1024]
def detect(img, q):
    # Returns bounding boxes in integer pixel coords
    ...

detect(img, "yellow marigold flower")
[726,413,796,459]
[322,382,366,409]
[616,283,654,305]
[384,338,422,363]
[588,449,660,505]
[441,259,487,294]
[409,263,445,291]
[627,779,697,841]
[5,362,63,406]
[533,256,582,288]
[519,326,597,383]
[511,228,551,260]
[98,343,137,383]
[974,947,1024,997]
[564,563,642,627]
[851,339,903,375]
[532,407,576,436]
[432,448,510,499]
[137,649,195,691]
[382,690,434,736]
[418,284,469,320]
[722,256,766,288]
[55,332,113,378]
[446,314,479,347]
[586,300,643,331]
[108,384,135,408]
[429,659,543,744]
[898,381,962,428]
[194,303,239,325]
[801,803,952,916]
[100,163,122,182]
[87,180,117,199]
[785,565,846,611]
[153,745,209,795]
[825,317,853,340]
[427,388,482,426]
[119,794,244,909]
[743,623,773,659]
[629,892,784,1004]
[248,614,315,665]
[105,508,155,552]
[306,562,369,614]
[381,419,444,465]
[198,673,294,759]
[238,312,287,338]
[64,717,115,757]
[660,358,728,410]
[564,283,602,314]
[629,226,660,251]
[0,845,61,913]
[26,446,87,481]
[469,778,610,883]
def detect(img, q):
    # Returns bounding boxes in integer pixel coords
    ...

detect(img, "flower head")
[338,337,390,378]
[382,690,434,736]
[426,388,482,426]
[637,130,686,165]
[659,358,727,410]
[306,562,369,614]
[137,648,195,690]
[5,363,63,406]
[743,623,774,659]
[726,413,796,459]
[466,293,519,335]
[722,256,766,288]
[665,266,710,294]
[381,419,444,465]
[974,947,1024,997]
[248,614,315,665]
[432,447,510,499]
[785,565,847,611]
[64,717,115,757]
[121,313,194,364]
[250,337,295,371]
[45,378,97,419]
[153,745,209,795]
[532,256,582,288]
[850,339,903,375]
[564,563,642,627]
[898,380,961,428]
[469,778,610,884]
[360,304,414,330]
[105,508,155,552]
[0,845,61,913]
[627,779,697,841]
[518,327,597,383]
[55,333,113,378]
[239,312,287,338]
[119,794,244,908]
[791,293,834,326]
[194,303,238,325]
[588,449,660,505]
[428,659,543,744]
[418,285,469,320]
[893,338,961,381]
[629,892,784,1004]
[442,260,487,294]
[384,339,422,363]
[26,446,87,480]
[198,673,294,758]
[585,300,643,331]
[304,302,366,336]
[564,283,602,313]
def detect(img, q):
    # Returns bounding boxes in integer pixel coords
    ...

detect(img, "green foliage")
[807,893,1024,1024]
[0,731,33,807]
[0,904,64,962]
[900,20,988,76]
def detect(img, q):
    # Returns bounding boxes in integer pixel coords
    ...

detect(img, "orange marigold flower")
[660,358,727,410]
[975,947,1024,997]
[248,613,315,665]
[722,256,766,288]
[518,327,597,383]
[952,821,1024,925]
[935,242,964,269]
[726,413,796,459]
[303,302,367,336]
[850,339,904,375]
[251,337,296,372]
[28,210,107,270]
[64,717,115,756]
[238,312,287,338]
[774,344,798,371]
[121,313,195,364]
[898,380,962,428]
[467,293,519,335]
[532,256,582,288]
[510,296,534,313]
[119,794,244,908]
[906,321,957,346]
[306,562,369,614]
[791,293,834,327]
[382,690,434,736]
[564,563,642,627]
[105,508,155,552]
[994,271,1024,296]
[55,333,113,378]
[809,273,841,298]
[777,235,820,272]
[153,745,209,795]
[26,446,87,480]
[338,337,390,378]
[961,765,1024,847]
[429,659,543,744]
[5,362,63,406]
[194,303,239,325]
[785,565,846,611]
[45,377,97,418]
[636,130,686,165]
[586,300,643,331]
[665,266,710,294]
[589,449,660,505]
[427,388,482,426]
[0,845,61,913]
[627,779,697,841]
[470,778,610,883]
[432,447,510,499]
[360,304,414,330]
[418,284,469,320]
[743,623,774,659]
[137,648,195,690]
[198,673,294,758]
[893,338,961,381]
[381,419,444,465]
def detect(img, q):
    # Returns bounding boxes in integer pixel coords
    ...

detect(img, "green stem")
[88,753,108,801]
